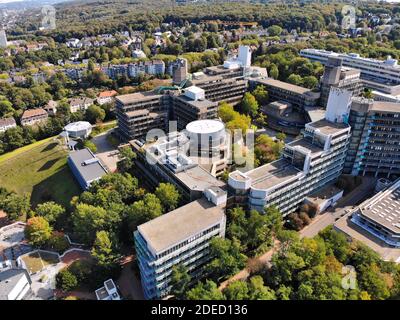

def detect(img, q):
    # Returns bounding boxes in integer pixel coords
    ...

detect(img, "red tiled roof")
[98,90,118,98]
[21,108,48,119]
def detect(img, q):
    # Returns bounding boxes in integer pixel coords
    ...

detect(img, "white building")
[68,97,94,113]
[0,117,16,132]
[0,269,32,300]
[300,49,400,85]
[95,279,121,300]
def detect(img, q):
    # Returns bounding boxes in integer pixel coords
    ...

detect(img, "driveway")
[92,130,120,172]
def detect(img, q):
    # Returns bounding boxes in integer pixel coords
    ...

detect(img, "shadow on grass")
[41,142,58,153]
[37,158,63,172]
[31,166,81,209]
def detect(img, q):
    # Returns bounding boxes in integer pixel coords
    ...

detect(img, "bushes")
[56,269,78,292]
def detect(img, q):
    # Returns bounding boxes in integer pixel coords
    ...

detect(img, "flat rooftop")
[370,101,400,113]
[305,184,342,205]
[255,78,312,95]
[116,91,161,105]
[174,94,216,111]
[68,148,108,183]
[286,138,323,155]
[175,165,225,192]
[246,158,301,190]
[357,179,400,235]
[138,197,224,254]
[307,119,349,136]
[0,269,30,300]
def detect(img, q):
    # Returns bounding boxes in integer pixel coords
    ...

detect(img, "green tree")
[302,75,319,89]
[223,280,249,300]
[155,183,180,212]
[269,64,279,79]
[241,92,259,117]
[126,193,163,232]
[117,146,137,172]
[83,140,97,153]
[2,193,30,221]
[287,74,303,86]
[267,25,283,36]
[35,201,65,225]
[91,230,120,269]
[169,264,191,300]
[186,280,225,300]
[56,269,78,292]
[252,85,269,105]
[207,237,247,282]
[25,217,53,247]
[248,275,276,300]
[86,105,106,123]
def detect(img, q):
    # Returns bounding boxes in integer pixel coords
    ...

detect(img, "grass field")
[0,138,81,209]
[21,250,60,274]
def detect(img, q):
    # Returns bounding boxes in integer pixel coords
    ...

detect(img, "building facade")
[344,98,400,178]
[134,193,226,300]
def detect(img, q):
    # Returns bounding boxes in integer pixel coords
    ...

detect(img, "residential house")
[20,108,48,126]
[97,90,118,105]
[68,97,94,113]
[0,117,16,132]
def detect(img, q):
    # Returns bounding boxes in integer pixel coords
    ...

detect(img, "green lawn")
[0,138,81,209]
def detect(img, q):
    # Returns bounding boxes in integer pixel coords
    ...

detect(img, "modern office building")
[350,178,400,247]
[344,97,400,178]
[249,78,320,109]
[300,49,400,85]
[115,91,167,141]
[134,191,227,300]
[128,127,227,201]
[68,148,108,190]
[301,49,400,97]
[228,88,351,215]
[319,57,363,107]
[103,60,165,79]
[172,86,218,130]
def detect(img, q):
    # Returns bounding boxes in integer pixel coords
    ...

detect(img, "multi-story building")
[301,49,400,97]
[0,117,17,132]
[319,57,363,108]
[349,178,400,247]
[0,269,32,300]
[344,97,400,178]
[228,88,352,215]
[171,86,218,130]
[97,90,118,105]
[250,78,320,109]
[128,127,226,201]
[103,60,165,80]
[68,97,94,113]
[20,108,48,126]
[115,91,167,141]
[134,191,227,300]
[168,58,188,85]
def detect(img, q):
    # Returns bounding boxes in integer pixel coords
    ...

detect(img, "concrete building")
[300,49,400,85]
[250,78,320,109]
[64,121,93,139]
[0,117,16,132]
[344,97,400,178]
[172,87,218,130]
[301,49,400,97]
[319,57,363,107]
[228,89,351,215]
[128,129,226,201]
[20,108,48,126]
[115,92,167,141]
[68,148,108,190]
[95,279,121,300]
[134,193,226,299]
[0,269,32,300]
[169,58,188,85]
[350,178,400,247]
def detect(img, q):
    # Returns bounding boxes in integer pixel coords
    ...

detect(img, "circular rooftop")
[64,121,92,132]
[186,119,224,135]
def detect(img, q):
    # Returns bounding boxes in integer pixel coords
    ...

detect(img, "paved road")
[300,176,376,239]
[92,130,119,172]
[218,177,376,290]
